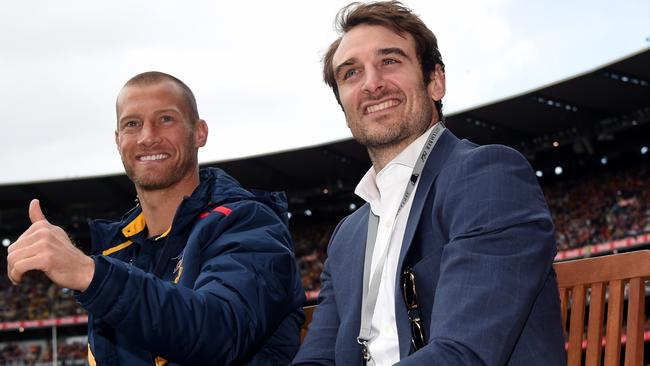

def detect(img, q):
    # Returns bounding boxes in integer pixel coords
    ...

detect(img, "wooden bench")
[301,305,316,343]
[555,250,650,365]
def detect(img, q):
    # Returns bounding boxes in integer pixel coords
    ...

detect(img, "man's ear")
[194,119,208,148]
[114,130,121,154]
[427,64,446,102]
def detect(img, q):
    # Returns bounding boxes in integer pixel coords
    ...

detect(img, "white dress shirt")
[354,125,436,366]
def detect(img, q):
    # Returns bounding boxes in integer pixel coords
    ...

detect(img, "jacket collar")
[89,167,245,252]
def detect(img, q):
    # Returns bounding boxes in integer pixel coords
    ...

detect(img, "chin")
[134,179,174,191]
[357,128,407,147]
[129,171,180,191]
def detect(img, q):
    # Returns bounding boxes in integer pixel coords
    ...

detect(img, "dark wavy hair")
[323,1,445,117]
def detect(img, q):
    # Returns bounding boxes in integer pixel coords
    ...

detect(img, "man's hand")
[7,199,95,291]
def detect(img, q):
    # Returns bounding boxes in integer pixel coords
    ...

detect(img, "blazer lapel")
[351,203,371,325]
[395,129,459,357]
[334,203,370,366]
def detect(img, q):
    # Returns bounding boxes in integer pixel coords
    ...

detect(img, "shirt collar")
[355,123,439,214]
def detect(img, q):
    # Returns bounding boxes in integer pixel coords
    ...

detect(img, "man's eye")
[161,115,173,123]
[124,120,139,128]
[344,69,358,80]
[383,59,398,65]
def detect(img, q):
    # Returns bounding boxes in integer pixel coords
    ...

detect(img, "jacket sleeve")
[76,199,304,365]
[397,145,559,366]
[291,219,347,366]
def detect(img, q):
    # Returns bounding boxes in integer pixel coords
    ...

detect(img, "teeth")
[139,154,168,161]
[366,100,399,114]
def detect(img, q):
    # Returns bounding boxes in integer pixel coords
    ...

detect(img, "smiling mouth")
[138,153,169,162]
[364,99,400,114]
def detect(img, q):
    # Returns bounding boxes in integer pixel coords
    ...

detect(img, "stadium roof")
[1,48,648,238]
[449,48,649,158]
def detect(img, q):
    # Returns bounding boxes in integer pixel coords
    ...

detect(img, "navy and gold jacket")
[75,167,305,365]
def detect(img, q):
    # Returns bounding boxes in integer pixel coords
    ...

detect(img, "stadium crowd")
[545,161,650,250]
[0,272,84,322]
[0,340,86,365]
[292,219,337,295]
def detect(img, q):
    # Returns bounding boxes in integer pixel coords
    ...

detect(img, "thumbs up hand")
[7,199,95,291]
[28,198,47,223]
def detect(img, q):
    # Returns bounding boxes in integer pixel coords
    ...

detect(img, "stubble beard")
[124,159,195,191]
[348,87,434,150]
[123,143,198,192]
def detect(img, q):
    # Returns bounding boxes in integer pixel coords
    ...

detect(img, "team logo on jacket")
[173,257,184,284]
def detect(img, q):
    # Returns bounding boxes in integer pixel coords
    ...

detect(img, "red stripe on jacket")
[199,205,232,219]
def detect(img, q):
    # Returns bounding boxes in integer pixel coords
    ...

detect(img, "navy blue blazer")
[294,130,567,365]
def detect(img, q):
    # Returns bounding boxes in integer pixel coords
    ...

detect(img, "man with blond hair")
[8,71,305,365]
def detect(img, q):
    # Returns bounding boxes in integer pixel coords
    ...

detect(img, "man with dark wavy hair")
[294,2,566,365]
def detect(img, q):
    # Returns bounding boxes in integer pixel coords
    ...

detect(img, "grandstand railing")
[555,233,650,261]
[0,315,87,331]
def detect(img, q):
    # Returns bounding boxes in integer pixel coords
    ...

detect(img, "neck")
[368,120,437,172]
[368,142,411,172]
[135,172,200,238]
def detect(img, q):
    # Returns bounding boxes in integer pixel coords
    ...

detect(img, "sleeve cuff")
[75,255,129,318]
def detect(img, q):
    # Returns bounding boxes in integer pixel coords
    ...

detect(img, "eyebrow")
[118,114,138,125]
[119,108,179,120]
[378,47,410,60]
[118,108,182,126]
[334,47,412,80]
[154,108,182,116]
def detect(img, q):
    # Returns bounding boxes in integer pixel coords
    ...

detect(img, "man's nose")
[362,67,385,94]
[137,122,161,147]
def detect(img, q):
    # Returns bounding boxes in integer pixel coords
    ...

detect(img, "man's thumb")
[29,199,47,223]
